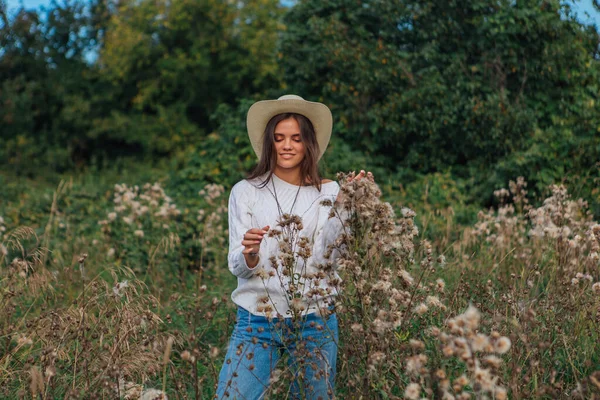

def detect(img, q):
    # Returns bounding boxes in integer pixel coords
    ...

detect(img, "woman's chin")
[276,162,302,171]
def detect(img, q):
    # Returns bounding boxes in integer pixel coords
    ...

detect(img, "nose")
[283,138,293,150]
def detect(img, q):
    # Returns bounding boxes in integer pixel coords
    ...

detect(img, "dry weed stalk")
[331,171,441,397]
[0,225,171,397]
[455,177,600,398]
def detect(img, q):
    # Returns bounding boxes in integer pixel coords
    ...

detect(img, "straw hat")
[246,94,333,160]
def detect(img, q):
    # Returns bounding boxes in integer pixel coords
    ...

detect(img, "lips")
[280,154,295,159]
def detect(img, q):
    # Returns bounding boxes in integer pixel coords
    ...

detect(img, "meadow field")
[2,0,600,398]
[1,166,599,400]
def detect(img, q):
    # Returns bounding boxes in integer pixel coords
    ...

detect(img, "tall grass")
[0,174,599,399]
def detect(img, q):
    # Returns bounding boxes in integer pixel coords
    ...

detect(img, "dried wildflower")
[426,295,445,309]
[45,365,56,379]
[436,278,446,292]
[494,386,508,400]
[409,339,425,351]
[372,280,392,291]
[435,369,447,381]
[575,272,593,281]
[404,382,421,400]
[290,297,306,312]
[140,389,168,400]
[254,268,270,279]
[437,254,447,267]
[78,253,88,264]
[16,335,33,347]
[401,207,416,218]
[113,280,129,297]
[414,303,429,315]
[199,183,225,205]
[270,369,283,384]
[592,282,600,294]
[483,355,503,369]
[369,351,386,366]
[442,390,455,400]
[454,374,470,388]
[102,182,181,234]
[494,188,510,202]
[442,344,455,357]
[429,327,441,337]
[181,350,195,363]
[399,269,415,286]
[471,334,490,353]
[134,230,145,238]
[119,380,143,400]
[473,366,496,391]
[209,346,220,359]
[493,336,511,354]
[405,354,427,376]
[462,305,481,331]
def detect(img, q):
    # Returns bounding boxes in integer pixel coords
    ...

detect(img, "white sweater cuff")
[232,250,258,279]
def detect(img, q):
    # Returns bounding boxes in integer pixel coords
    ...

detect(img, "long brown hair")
[247,113,323,191]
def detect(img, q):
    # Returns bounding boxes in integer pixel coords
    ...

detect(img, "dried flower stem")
[162,336,174,394]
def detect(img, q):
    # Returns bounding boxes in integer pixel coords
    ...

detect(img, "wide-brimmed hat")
[246,94,333,160]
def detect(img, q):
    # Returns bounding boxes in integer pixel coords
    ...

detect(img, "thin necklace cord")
[270,177,302,218]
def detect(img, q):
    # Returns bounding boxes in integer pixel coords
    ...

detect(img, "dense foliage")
[2,0,600,213]
[280,0,600,208]
[1,0,284,174]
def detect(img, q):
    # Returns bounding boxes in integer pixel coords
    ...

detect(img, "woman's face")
[273,117,306,172]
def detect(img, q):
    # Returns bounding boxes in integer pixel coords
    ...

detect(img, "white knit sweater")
[227,173,345,318]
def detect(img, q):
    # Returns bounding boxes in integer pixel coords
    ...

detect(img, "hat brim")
[246,98,333,160]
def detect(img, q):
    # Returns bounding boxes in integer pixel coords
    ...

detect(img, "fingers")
[242,242,261,254]
[349,170,372,182]
[241,226,271,253]
[243,233,263,241]
[247,227,269,235]
[244,226,269,240]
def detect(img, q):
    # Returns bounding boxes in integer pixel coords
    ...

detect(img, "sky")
[4,0,600,26]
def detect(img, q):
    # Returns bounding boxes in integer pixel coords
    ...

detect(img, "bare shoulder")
[321,178,334,183]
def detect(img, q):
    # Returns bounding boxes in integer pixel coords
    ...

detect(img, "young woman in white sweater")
[215,95,367,399]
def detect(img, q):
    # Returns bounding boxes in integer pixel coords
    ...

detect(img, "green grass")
[0,166,599,399]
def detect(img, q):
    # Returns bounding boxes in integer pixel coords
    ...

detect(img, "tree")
[279,0,600,205]
[0,0,103,173]
[97,0,285,155]
[0,0,286,173]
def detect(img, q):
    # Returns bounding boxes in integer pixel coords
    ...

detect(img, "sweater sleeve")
[227,181,261,279]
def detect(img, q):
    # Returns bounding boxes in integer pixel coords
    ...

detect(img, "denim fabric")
[215,307,338,400]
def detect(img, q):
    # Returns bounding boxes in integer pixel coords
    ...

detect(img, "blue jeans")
[215,307,338,399]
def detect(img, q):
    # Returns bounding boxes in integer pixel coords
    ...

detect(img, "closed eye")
[274,134,302,142]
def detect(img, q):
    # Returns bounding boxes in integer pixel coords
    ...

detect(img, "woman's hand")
[242,225,270,268]
[336,170,373,204]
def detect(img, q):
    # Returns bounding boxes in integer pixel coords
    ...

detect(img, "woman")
[216,95,367,399]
